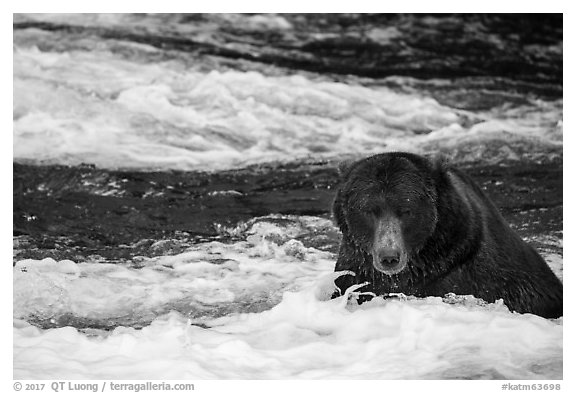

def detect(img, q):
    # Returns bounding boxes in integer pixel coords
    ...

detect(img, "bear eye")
[399,208,412,217]
[367,206,381,216]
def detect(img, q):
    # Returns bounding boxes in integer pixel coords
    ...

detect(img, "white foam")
[13,216,336,325]
[13,215,563,379]
[14,285,562,379]
[14,38,562,170]
[15,13,294,34]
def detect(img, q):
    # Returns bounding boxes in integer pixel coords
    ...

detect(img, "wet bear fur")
[332,152,563,318]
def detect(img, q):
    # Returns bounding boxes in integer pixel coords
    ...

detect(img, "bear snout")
[372,247,406,275]
[372,217,407,275]
[376,248,400,265]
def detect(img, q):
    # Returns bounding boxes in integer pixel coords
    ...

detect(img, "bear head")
[334,152,444,276]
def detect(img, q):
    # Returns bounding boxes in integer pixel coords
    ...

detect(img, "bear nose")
[372,247,406,275]
[373,246,402,266]
[377,249,401,267]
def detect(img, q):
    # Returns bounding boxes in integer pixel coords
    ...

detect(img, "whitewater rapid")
[13,13,563,380]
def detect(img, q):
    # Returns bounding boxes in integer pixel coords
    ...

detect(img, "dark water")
[14,158,562,264]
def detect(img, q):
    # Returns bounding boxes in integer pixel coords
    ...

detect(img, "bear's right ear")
[332,189,348,232]
[337,159,356,179]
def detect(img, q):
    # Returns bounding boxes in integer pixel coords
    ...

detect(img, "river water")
[13,13,563,379]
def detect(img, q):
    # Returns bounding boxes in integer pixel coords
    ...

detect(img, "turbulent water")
[13,14,563,379]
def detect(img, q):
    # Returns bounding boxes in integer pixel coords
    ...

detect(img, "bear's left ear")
[429,153,451,188]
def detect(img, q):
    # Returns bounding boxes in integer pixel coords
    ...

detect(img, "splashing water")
[13,216,563,379]
[14,14,562,171]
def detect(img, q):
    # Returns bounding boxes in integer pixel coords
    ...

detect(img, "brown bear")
[332,152,563,318]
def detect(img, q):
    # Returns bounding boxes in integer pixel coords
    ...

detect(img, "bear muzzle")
[372,247,407,275]
[372,216,407,275]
